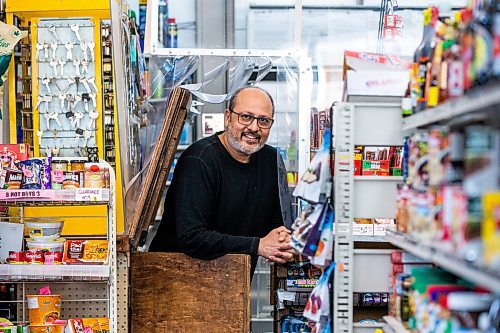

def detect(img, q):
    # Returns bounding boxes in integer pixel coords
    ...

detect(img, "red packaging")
[44,251,63,265]
[0,144,30,168]
[25,249,44,264]
[8,251,25,264]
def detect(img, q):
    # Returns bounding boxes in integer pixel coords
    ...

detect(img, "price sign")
[75,188,103,201]
[0,190,55,200]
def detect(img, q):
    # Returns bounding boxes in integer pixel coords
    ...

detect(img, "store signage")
[75,188,103,201]
[0,190,55,200]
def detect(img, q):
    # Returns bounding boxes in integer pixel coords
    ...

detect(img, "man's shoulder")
[257,144,278,160]
[182,135,221,160]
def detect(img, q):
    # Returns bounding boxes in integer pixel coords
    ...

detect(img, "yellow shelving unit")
[6,0,125,235]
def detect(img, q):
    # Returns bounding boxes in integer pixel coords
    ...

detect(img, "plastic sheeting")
[123,53,302,231]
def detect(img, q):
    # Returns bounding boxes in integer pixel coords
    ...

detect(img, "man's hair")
[228,86,275,116]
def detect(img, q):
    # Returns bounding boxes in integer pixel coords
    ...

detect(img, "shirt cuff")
[250,237,260,256]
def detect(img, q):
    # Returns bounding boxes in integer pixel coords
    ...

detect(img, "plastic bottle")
[166,18,178,48]
[414,7,437,112]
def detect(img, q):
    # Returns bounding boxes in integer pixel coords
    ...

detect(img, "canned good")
[44,251,62,265]
[51,160,68,171]
[8,251,25,264]
[25,249,44,264]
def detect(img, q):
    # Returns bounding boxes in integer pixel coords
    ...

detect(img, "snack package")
[291,204,323,254]
[0,144,30,168]
[294,128,331,204]
[0,168,23,189]
[302,204,329,257]
[310,208,333,268]
[63,240,109,265]
[40,157,52,189]
[19,159,43,189]
[65,318,109,333]
[303,263,335,323]
[362,146,391,176]
[354,145,364,176]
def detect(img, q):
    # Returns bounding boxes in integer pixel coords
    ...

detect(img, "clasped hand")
[258,226,296,264]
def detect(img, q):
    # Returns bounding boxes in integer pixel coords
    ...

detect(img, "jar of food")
[70,159,87,171]
[51,160,68,171]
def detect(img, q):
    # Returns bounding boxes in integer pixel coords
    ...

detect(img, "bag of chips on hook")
[303,263,335,323]
[293,128,332,204]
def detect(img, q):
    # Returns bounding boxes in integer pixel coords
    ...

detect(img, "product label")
[27,297,39,309]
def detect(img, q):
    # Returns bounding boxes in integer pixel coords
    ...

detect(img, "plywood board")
[131,252,251,333]
[128,87,191,249]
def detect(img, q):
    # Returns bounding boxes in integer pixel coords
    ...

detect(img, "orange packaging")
[66,318,109,333]
[26,294,61,325]
[63,240,109,265]
[28,324,64,333]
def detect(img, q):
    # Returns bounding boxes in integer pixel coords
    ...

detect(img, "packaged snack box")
[63,240,109,265]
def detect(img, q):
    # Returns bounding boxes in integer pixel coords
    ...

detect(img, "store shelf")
[382,316,410,333]
[0,264,110,281]
[353,235,388,242]
[0,189,110,206]
[402,83,500,131]
[354,176,403,181]
[386,230,500,293]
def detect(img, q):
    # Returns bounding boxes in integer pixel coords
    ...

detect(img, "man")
[150,86,294,276]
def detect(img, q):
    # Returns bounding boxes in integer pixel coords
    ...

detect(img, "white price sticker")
[75,188,103,201]
[27,297,39,309]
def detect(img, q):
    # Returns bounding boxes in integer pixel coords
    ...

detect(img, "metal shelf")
[0,189,110,206]
[386,230,500,293]
[402,83,500,131]
[353,235,388,242]
[382,316,409,333]
[354,176,403,181]
[0,264,110,281]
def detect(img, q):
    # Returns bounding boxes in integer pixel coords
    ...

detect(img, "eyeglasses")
[229,110,274,129]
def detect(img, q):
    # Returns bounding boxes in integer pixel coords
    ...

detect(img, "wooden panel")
[128,87,191,249]
[131,253,251,333]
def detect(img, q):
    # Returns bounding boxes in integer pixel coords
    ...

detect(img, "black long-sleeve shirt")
[149,132,284,274]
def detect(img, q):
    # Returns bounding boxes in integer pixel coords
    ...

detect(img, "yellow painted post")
[7,13,17,144]
[92,17,105,157]
[30,19,40,157]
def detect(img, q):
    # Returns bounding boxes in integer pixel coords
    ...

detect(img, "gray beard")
[226,122,263,155]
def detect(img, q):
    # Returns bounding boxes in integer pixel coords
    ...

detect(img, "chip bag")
[303,263,335,323]
[293,128,332,204]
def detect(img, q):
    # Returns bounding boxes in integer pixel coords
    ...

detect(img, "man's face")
[225,89,273,156]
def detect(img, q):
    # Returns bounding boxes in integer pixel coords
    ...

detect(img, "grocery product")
[62,240,109,264]
[28,325,64,333]
[66,318,109,333]
[24,218,63,242]
[26,238,65,253]
[26,295,61,325]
